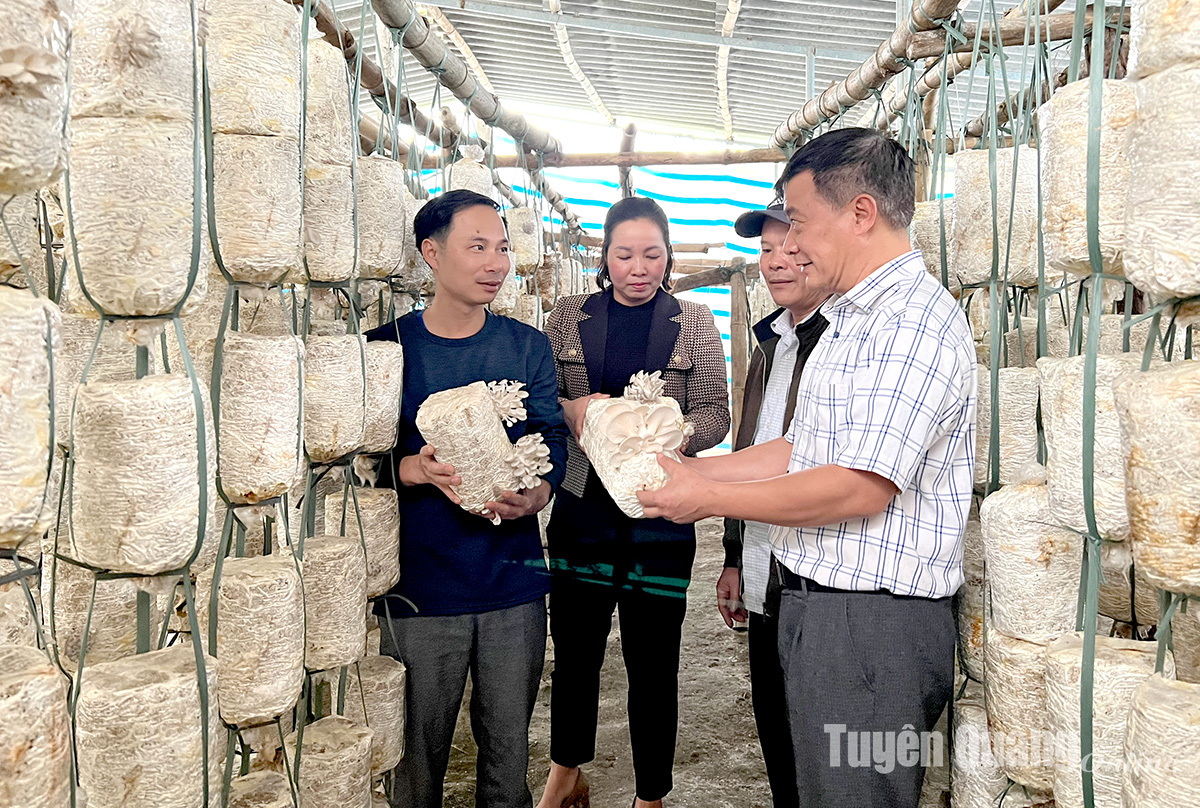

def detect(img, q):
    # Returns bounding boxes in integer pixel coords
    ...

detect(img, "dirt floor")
[443,518,773,807]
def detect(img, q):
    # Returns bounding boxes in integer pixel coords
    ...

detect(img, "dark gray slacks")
[748,611,799,808]
[777,586,955,808]
[379,598,547,808]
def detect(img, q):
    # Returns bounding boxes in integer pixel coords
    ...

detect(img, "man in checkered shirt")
[639,127,976,807]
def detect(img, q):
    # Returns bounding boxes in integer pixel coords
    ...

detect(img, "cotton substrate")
[1038,80,1135,277]
[1044,313,1158,359]
[1039,354,1143,541]
[949,148,1040,288]
[0,192,44,282]
[1045,633,1165,808]
[362,341,405,453]
[490,259,520,316]
[1122,675,1200,807]
[72,0,197,120]
[911,199,956,293]
[76,644,223,808]
[954,516,985,681]
[447,145,493,197]
[64,117,201,317]
[303,535,367,671]
[357,155,407,279]
[286,468,345,547]
[983,626,1053,791]
[336,655,406,776]
[974,367,1039,487]
[210,134,303,285]
[1172,606,1200,684]
[0,559,40,648]
[69,375,204,573]
[196,556,304,727]
[324,489,400,598]
[228,771,294,808]
[44,550,169,669]
[1115,361,1200,595]
[285,716,373,808]
[1098,540,1161,625]
[304,336,365,462]
[0,0,70,196]
[397,190,432,293]
[951,682,1053,808]
[217,332,304,504]
[0,288,57,549]
[507,206,542,272]
[1129,0,1200,76]
[579,371,692,519]
[0,646,70,808]
[415,381,552,524]
[1124,65,1200,299]
[203,0,301,137]
[980,484,1081,642]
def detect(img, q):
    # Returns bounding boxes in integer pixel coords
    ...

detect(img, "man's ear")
[850,193,879,235]
[420,237,439,272]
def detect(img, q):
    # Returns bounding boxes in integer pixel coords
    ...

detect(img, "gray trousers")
[380,598,548,808]
[777,586,954,808]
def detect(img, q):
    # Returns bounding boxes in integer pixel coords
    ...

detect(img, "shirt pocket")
[556,345,590,395]
[793,382,847,467]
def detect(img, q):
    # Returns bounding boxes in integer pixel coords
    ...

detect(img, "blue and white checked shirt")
[773,251,977,599]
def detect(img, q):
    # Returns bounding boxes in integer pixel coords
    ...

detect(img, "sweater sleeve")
[524,331,570,492]
[682,305,732,455]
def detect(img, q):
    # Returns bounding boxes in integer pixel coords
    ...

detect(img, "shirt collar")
[821,251,924,317]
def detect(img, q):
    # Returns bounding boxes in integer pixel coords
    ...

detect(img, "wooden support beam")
[671,260,758,292]
[619,123,637,198]
[729,266,750,436]
[358,114,410,158]
[489,147,787,169]
[906,8,1130,58]
[371,0,564,155]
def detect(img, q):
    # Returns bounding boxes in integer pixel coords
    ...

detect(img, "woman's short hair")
[596,197,674,292]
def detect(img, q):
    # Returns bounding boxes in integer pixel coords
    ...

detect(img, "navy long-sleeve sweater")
[365,310,568,617]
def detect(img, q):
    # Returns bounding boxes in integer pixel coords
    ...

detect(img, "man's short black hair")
[774,128,915,230]
[414,189,501,248]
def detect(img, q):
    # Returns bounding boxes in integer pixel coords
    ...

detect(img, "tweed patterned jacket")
[545,289,731,497]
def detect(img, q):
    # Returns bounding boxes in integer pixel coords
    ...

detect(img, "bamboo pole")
[619,123,637,198]
[716,0,744,141]
[370,0,564,155]
[866,0,1068,128]
[905,8,1128,58]
[769,0,964,146]
[357,114,410,158]
[671,260,758,292]
[424,6,496,94]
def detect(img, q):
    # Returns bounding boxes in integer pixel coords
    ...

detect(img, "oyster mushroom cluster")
[579,371,694,518]
[416,380,553,524]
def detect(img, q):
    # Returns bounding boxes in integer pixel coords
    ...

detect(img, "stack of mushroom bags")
[0,0,419,805]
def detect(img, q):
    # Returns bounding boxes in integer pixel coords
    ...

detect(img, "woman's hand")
[398,445,462,504]
[484,480,552,521]
[562,393,609,441]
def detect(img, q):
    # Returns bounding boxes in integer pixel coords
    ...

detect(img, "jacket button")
[671,355,681,363]
[568,349,577,356]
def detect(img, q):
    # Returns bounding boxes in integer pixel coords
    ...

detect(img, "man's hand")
[716,567,746,629]
[562,393,609,441]
[637,454,717,523]
[484,479,552,521]
[398,445,462,504]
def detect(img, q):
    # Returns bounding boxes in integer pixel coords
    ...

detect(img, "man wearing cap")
[718,203,829,808]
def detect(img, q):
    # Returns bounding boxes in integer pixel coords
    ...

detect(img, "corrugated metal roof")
[331,0,1081,147]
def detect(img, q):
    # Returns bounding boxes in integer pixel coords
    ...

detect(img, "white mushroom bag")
[415,380,553,524]
[579,371,693,519]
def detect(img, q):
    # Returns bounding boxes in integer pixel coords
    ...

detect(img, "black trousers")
[548,573,689,802]
[748,611,799,808]
[777,582,955,808]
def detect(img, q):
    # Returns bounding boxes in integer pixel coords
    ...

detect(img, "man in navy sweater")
[366,189,568,808]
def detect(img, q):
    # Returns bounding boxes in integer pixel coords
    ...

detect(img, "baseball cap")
[734,202,790,238]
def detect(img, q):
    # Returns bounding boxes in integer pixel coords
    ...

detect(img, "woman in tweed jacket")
[536,198,729,808]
